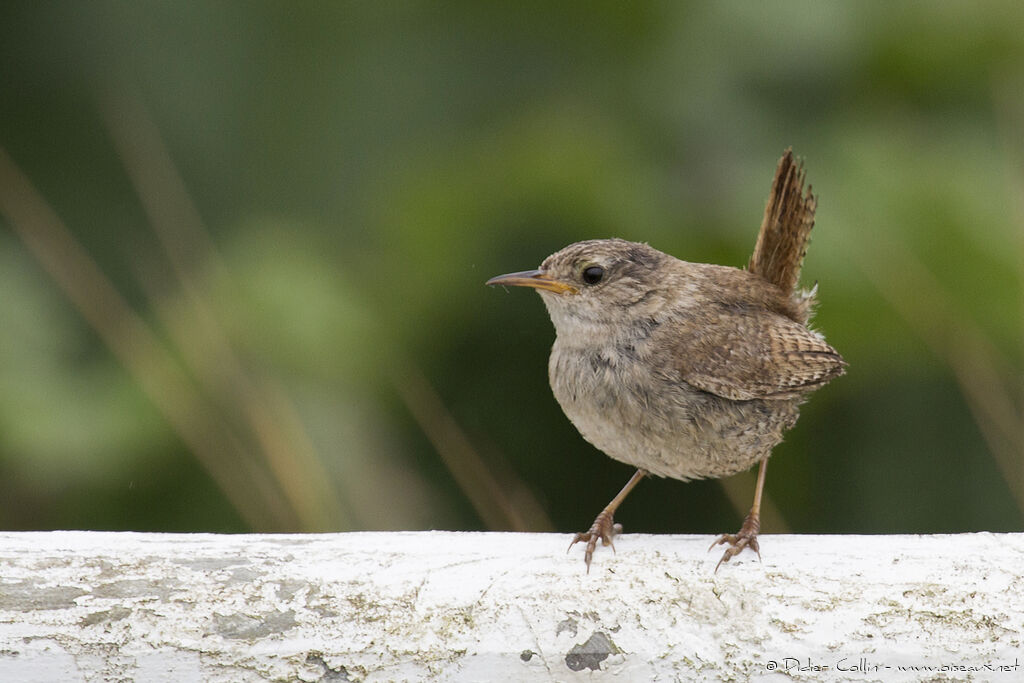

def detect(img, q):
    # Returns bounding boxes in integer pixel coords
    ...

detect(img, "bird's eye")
[582,265,605,285]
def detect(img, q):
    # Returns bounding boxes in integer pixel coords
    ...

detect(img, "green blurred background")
[1,2,1021,540]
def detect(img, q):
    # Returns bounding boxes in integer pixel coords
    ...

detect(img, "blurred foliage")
[0,1,1021,538]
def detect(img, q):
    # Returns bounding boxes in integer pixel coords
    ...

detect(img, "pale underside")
[548,335,803,480]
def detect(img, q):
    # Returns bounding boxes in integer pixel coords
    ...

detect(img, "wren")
[487,150,845,570]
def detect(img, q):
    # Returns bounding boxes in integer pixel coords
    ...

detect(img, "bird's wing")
[667,304,846,401]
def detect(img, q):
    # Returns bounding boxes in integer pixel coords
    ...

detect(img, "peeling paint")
[81,606,132,626]
[0,583,86,611]
[214,609,297,639]
[565,631,620,672]
[0,531,1021,680]
[555,616,578,637]
[91,579,175,600]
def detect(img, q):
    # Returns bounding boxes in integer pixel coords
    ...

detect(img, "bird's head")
[486,239,671,335]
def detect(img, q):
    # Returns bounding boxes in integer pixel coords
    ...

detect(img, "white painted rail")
[0,531,1021,681]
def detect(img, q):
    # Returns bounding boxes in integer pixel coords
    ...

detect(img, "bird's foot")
[710,512,761,572]
[568,511,623,572]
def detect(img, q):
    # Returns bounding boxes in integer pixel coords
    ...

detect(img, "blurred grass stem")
[100,94,345,532]
[0,146,292,530]
[854,235,1024,516]
[392,362,553,532]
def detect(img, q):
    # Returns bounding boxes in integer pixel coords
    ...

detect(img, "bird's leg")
[569,468,646,572]
[711,457,768,572]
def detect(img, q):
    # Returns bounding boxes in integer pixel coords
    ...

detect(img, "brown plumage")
[487,150,845,571]
[749,148,816,300]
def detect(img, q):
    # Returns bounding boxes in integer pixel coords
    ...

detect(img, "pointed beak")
[485,269,578,295]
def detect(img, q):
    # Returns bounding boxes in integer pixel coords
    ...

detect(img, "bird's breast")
[546,335,794,480]
[547,336,680,470]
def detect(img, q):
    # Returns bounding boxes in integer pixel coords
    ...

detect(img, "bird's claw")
[568,512,623,572]
[710,512,761,572]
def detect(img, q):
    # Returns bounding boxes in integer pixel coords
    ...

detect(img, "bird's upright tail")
[748,149,817,302]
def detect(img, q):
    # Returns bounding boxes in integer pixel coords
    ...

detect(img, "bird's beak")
[485,269,578,295]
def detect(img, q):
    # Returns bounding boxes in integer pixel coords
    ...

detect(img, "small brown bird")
[486,150,845,571]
